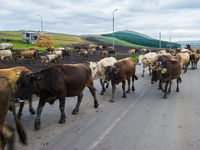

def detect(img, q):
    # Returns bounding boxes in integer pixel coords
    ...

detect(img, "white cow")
[41,54,59,63]
[139,52,157,77]
[0,43,13,50]
[89,57,117,95]
[53,50,63,58]
[0,50,12,60]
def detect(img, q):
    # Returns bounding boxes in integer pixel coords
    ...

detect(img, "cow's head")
[15,71,42,100]
[105,65,121,83]
[151,66,168,84]
[89,62,98,79]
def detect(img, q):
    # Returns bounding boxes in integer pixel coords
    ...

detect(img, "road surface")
[7,65,200,150]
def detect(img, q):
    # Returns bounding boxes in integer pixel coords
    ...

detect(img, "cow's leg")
[126,78,131,93]
[184,63,188,73]
[168,80,172,93]
[87,81,98,108]
[17,102,24,119]
[132,75,136,91]
[106,82,109,88]
[72,93,83,114]
[141,67,145,77]
[34,99,46,130]
[163,81,169,99]
[176,78,180,92]
[122,80,127,98]
[100,79,105,95]
[28,97,35,115]
[58,98,66,124]
[158,80,162,90]
[110,82,116,102]
[149,66,152,76]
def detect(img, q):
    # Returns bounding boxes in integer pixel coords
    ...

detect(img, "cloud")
[0,0,200,41]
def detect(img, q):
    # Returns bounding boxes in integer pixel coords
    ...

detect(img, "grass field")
[0,31,90,50]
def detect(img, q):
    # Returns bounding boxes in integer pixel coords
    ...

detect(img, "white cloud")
[0,0,200,41]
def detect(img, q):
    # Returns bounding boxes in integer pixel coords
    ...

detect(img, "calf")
[128,49,136,55]
[89,57,117,95]
[79,50,88,57]
[15,64,99,130]
[0,74,27,150]
[15,50,37,61]
[0,66,35,119]
[151,59,182,98]
[176,52,190,73]
[105,57,138,102]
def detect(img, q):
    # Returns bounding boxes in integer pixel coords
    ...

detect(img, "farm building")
[22,32,52,44]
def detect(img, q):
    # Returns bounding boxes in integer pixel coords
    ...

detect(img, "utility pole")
[37,14,43,32]
[112,9,118,50]
[159,32,161,49]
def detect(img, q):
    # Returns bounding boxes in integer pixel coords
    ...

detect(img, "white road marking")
[86,90,147,150]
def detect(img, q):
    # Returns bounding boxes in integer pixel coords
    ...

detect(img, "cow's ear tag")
[161,68,167,74]
[16,72,20,75]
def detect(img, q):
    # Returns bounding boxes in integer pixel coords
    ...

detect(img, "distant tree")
[34,33,54,48]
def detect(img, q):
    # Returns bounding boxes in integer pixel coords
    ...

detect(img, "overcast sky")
[0,0,200,42]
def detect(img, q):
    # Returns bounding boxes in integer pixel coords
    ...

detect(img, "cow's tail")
[11,102,27,145]
[134,75,138,80]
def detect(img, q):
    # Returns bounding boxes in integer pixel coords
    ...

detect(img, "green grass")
[0,31,22,41]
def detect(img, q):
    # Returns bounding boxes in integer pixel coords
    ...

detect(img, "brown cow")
[128,49,136,55]
[15,50,37,61]
[0,74,27,150]
[190,52,199,69]
[151,59,182,98]
[0,66,35,119]
[105,57,138,102]
[100,51,108,57]
[79,50,88,57]
[46,47,55,53]
[15,64,99,130]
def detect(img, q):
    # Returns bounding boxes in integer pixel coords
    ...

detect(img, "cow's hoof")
[94,102,99,108]
[122,95,127,98]
[109,99,115,102]
[100,92,104,95]
[141,75,144,77]
[163,96,167,99]
[168,90,171,94]
[17,113,22,120]
[176,89,179,92]
[59,118,66,124]
[72,109,79,115]
[34,120,41,130]
[30,108,35,115]
[132,87,135,91]
[126,90,130,93]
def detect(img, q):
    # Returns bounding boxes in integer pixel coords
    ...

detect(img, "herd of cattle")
[0,45,199,149]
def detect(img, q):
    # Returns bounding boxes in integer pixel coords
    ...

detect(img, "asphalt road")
[8,64,200,150]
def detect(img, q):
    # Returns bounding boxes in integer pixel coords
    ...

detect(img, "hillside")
[101,30,180,48]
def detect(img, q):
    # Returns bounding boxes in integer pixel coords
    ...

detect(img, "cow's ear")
[161,68,167,74]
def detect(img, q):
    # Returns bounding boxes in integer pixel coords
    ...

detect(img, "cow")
[79,50,88,57]
[100,51,108,57]
[151,59,182,98]
[15,50,37,61]
[190,52,200,69]
[46,47,55,53]
[0,43,13,50]
[15,64,99,130]
[53,50,63,58]
[0,50,12,60]
[41,54,60,63]
[89,57,117,95]
[0,74,27,150]
[176,52,190,73]
[0,66,35,119]
[88,48,96,55]
[138,52,157,77]
[105,57,138,102]
[128,49,136,55]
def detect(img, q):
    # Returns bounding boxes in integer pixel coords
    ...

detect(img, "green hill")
[101,30,180,48]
